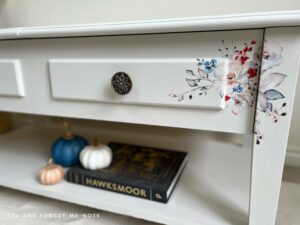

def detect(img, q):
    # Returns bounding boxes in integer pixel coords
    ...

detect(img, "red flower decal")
[251,40,257,45]
[240,55,249,65]
[225,95,230,101]
[247,68,257,78]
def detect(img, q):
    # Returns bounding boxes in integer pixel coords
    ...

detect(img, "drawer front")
[49,58,228,110]
[0,60,25,97]
[0,29,263,133]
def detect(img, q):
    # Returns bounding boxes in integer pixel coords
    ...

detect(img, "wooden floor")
[276,166,300,225]
[282,166,300,183]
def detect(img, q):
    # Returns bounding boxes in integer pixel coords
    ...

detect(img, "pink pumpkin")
[38,159,64,185]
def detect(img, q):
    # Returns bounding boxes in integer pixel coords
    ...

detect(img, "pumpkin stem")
[63,120,74,139]
[93,139,99,146]
[47,158,53,165]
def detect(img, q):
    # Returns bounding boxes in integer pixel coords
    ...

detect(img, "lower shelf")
[0,126,251,225]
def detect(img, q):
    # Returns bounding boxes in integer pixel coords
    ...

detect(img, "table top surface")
[1,10,300,40]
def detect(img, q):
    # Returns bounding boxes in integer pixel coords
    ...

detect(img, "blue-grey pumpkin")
[51,136,88,167]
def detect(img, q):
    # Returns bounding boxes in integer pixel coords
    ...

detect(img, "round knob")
[111,72,132,95]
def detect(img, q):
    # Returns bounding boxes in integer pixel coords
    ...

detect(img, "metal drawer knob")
[111,72,132,95]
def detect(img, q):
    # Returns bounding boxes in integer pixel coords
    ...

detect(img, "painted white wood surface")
[0,11,300,39]
[0,30,263,134]
[0,60,25,97]
[49,59,228,110]
[0,126,251,225]
[0,12,298,224]
[249,27,300,225]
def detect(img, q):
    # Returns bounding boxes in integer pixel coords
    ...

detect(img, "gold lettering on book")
[155,193,162,199]
[85,178,147,198]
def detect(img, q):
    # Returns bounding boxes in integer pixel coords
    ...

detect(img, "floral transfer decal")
[255,41,287,144]
[169,40,261,115]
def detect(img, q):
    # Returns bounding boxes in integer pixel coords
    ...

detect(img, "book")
[66,142,188,203]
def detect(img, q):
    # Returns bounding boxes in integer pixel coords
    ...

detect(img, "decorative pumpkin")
[80,139,113,170]
[38,158,64,185]
[51,120,88,167]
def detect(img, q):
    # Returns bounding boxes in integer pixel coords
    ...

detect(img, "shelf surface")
[0,126,251,225]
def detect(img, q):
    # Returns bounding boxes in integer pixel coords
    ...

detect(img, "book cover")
[66,142,188,203]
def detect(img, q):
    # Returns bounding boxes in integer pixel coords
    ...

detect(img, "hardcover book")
[66,142,188,203]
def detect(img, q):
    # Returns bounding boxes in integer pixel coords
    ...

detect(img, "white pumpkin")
[79,141,112,170]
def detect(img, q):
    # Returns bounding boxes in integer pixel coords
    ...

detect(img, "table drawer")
[49,58,229,110]
[0,60,25,97]
[0,29,263,133]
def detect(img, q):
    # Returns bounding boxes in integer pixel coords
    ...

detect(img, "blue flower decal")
[233,84,244,93]
[211,59,217,67]
[197,59,217,74]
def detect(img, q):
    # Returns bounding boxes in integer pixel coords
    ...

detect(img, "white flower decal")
[255,41,287,144]
[170,40,260,115]
[261,42,283,73]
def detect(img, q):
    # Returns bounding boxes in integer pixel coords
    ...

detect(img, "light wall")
[1,0,300,27]
[0,0,300,164]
